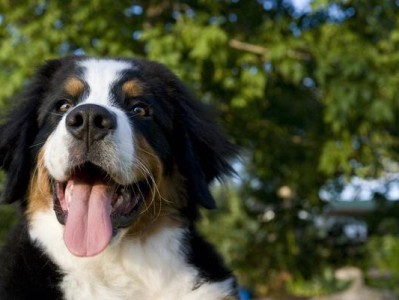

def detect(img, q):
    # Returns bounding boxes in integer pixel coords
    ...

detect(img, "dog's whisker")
[29,142,46,149]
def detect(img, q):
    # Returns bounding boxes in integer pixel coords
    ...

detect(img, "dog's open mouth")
[52,163,150,257]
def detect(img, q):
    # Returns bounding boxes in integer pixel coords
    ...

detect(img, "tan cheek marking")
[64,77,84,97]
[122,80,144,98]
[27,148,52,219]
[127,136,185,238]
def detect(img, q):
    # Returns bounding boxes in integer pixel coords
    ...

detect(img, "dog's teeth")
[115,195,124,208]
[66,183,73,210]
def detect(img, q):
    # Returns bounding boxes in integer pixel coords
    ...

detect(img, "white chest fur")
[29,210,234,300]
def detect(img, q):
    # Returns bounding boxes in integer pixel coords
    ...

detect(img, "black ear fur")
[175,130,217,209]
[173,82,238,210]
[0,59,62,204]
[0,102,38,204]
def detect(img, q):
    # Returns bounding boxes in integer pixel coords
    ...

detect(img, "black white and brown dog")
[0,56,238,299]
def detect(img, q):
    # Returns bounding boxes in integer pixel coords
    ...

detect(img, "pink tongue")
[63,178,113,257]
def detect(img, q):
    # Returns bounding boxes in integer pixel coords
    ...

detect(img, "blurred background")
[1,0,399,298]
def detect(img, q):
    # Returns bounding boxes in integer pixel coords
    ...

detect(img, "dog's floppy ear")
[173,82,238,210]
[0,99,38,204]
[0,59,62,204]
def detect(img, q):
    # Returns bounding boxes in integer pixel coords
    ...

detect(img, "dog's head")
[0,56,237,257]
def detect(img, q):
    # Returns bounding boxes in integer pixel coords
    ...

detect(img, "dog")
[0,56,238,299]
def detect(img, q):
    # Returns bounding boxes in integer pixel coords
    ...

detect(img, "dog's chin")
[50,162,151,257]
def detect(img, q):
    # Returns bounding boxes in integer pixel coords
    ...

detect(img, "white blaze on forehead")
[78,59,134,105]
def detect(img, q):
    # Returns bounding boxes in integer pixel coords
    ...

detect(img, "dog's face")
[0,56,236,257]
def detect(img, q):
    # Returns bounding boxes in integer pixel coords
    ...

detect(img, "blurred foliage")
[365,235,399,293]
[0,206,16,247]
[0,171,16,246]
[2,0,399,297]
[285,268,350,297]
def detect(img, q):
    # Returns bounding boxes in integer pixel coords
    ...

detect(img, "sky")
[290,0,312,12]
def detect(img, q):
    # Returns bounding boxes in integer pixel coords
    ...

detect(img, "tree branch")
[229,39,268,57]
[229,39,311,61]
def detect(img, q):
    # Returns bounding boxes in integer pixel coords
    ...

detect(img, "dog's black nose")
[66,104,116,145]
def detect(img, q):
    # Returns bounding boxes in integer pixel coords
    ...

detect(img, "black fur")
[0,222,63,299]
[185,227,234,283]
[0,59,67,205]
[0,56,237,298]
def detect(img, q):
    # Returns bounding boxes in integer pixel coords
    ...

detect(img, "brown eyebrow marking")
[64,77,84,97]
[122,80,144,98]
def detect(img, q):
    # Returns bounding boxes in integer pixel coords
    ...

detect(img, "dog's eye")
[56,100,73,113]
[131,103,150,117]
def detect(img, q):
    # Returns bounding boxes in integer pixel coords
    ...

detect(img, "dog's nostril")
[66,113,84,128]
[94,114,115,130]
